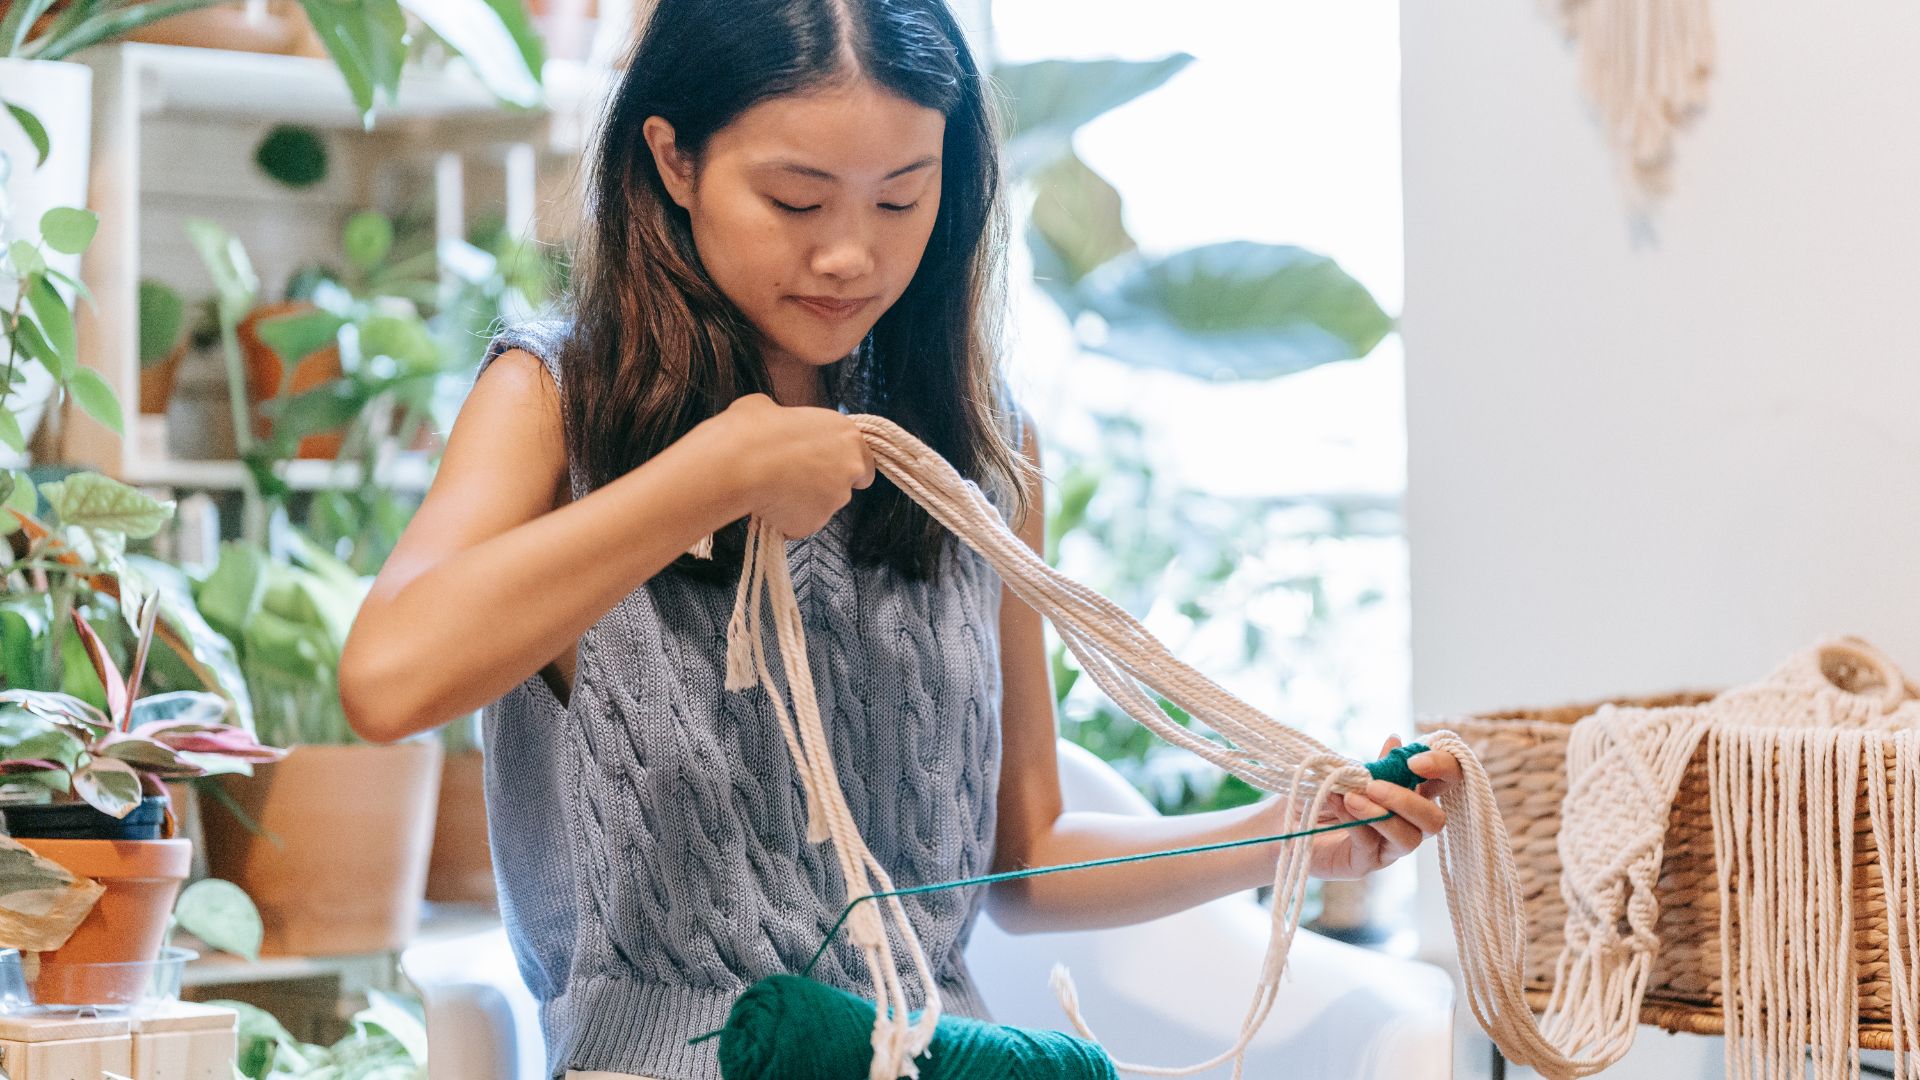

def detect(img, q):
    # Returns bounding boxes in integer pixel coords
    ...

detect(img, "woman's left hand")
[1291,735,1462,881]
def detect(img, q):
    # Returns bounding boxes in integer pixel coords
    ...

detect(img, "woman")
[339,1,1459,1076]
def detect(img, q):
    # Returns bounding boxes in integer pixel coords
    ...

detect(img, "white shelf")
[178,903,499,988]
[111,41,607,135]
[125,455,436,494]
[69,42,578,490]
[122,42,513,129]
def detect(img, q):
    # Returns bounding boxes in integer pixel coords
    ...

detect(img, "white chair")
[404,739,1455,1079]
[967,740,1455,1079]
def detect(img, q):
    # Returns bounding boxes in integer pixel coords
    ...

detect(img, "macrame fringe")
[1550,0,1715,198]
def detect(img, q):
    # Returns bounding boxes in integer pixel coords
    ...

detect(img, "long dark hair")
[557,0,1030,582]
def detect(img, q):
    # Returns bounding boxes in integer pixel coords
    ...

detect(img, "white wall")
[1401,1,1920,1076]
[1403,0,1920,711]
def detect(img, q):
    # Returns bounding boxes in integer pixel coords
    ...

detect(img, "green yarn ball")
[717,975,1118,1080]
[1364,741,1430,790]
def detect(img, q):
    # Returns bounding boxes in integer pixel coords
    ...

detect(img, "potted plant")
[192,532,442,957]
[0,594,282,1006]
[217,988,428,1078]
[0,0,545,134]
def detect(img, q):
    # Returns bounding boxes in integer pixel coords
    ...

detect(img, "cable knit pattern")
[476,322,1009,1080]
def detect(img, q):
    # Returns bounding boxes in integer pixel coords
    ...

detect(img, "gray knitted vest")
[477,323,1008,1080]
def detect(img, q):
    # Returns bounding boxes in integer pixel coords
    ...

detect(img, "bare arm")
[985,416,1460,934]
[339,350,874,743]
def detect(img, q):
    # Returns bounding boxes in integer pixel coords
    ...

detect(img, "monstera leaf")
[994,55,1194,178]
[1074,241,1394,381]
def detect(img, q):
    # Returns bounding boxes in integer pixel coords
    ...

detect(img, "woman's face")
[644,76,945,401]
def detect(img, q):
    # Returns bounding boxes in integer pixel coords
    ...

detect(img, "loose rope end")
[1049,963,1100,1044]
[804,805,832,845]
[689,532,715,560]
[724,634,759,692]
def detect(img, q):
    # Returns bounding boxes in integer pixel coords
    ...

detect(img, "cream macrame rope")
[1549,0,1715,196]
[719,414,1919,1080]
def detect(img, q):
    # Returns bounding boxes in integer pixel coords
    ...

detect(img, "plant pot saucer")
[0,946,197,1016]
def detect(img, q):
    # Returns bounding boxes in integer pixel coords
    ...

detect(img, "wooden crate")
[0,1002,235,1080]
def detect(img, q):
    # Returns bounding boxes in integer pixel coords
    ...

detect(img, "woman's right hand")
[702,393,877,537]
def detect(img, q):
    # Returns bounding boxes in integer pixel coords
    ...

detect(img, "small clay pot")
[14,837,192,1007]
[126,0,304,53]
[139,343,185,415]
[238,301,346,459]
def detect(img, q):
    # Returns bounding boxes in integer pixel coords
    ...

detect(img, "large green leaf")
[1028,150,1135,296]
[193,543,268,645]
[138,280,186,366]
[127,556,256,733]
[24,275,75,378]
[294,0,408,127]
[993,55,1194,177]
[38,207,97,256]
[352,989,428,1065]
[342,211,394,271]
[68,367,123,436]
[2,103,48,169]
[28,0,221,60]
[38,473,175,539]
[355,312,440,373]
[0,703,86,770]
[1075,241,1394,381]
[0,594,51,689]
[260,377,372,443]
[255,308,345,372]
[173,878,264,962]
[0,0,54,55]
[400,0,542,109]
[0,408,24,454]
[9,315,60,378]
[8,239,43,277]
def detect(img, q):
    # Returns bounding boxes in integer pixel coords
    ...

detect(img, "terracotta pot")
[201,742,442,956]
[140,341,185,415]
[237,301,346,459]
[15,838,192,1007]
[127,0,304,53]
[424,750,495,905]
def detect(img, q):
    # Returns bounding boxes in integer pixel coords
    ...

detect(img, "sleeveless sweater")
[476,322,1011,1080]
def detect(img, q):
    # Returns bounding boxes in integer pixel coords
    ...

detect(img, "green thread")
[690,742,1432,1051]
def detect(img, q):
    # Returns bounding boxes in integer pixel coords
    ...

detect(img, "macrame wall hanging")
[712,415,1918,1080]
[1548,0,1716,196]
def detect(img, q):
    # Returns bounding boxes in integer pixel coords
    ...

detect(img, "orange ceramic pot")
[14,838,192,1007]
[201,742,442,956]
[237,301,346,459]
[126,0,304,53]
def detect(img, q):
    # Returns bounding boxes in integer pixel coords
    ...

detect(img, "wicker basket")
[1420,693,1902,1050]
